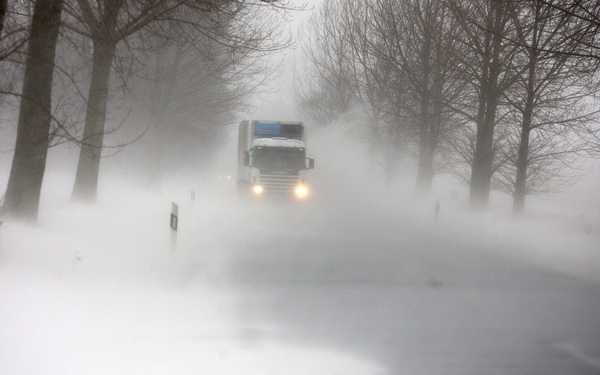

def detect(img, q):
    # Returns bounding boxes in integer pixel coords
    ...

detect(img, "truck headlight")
[253,185,263,194]
[295,185,308,198]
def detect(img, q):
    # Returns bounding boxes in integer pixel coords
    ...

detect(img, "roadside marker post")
[170,202,178,253]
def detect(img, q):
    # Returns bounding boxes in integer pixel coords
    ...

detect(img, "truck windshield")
[252,147,306,171]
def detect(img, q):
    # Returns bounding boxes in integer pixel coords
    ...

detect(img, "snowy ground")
[0,177,387,375]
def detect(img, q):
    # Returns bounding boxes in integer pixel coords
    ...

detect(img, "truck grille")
[260,174,299,193]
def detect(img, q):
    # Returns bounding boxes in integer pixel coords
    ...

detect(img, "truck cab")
[238,121,314,198]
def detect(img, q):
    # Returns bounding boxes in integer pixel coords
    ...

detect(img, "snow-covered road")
[1,178,599,374]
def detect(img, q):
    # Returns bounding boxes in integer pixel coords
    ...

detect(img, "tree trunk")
[71,39,116,201]
[419,92,444,193]
[0,0,8,37]
[469,102,497,208]
[512,113,531,217]
[513,51,537,217]
[469,0,505,210]
[416,86,433,192]
[2,0,62,221]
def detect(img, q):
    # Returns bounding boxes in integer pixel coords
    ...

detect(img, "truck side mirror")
[244,155,250,167]
[307,158,314,170]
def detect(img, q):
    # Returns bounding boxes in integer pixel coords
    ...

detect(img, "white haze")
[1,117,600,374]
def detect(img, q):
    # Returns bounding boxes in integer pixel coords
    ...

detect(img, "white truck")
[237,120,314,198]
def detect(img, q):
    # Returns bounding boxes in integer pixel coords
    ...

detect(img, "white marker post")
[170,202,178,253]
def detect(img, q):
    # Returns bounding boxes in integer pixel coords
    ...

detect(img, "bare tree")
[529,1,600,158]
[0,2,36,94]
[364,0,466,192]
[2,0,63,220]
[500,0,599,216]
[294,0,409,183]
[534,0,600,59]
[296,0,599,211]
[296,0,466,188]
[63,0,291,202]
[131,13,270,189]
[446,0,525,209]
[294,0,358,125]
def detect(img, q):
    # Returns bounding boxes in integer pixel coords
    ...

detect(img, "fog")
[1,114,600,374]
[3,0,600,372]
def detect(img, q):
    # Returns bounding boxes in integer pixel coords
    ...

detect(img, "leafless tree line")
[1,0,292,221]
[294,0,600,215]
